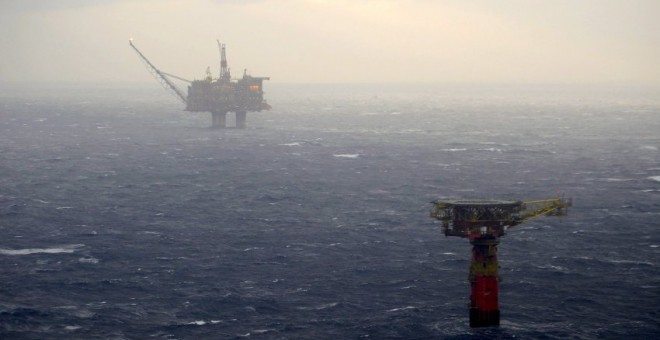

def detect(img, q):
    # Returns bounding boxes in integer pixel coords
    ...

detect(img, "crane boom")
[129,39,187,104]
[161,71,191,83]
[515,198,571,226]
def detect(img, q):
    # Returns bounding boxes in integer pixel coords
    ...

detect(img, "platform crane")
[430,198,571,327]
[129,39,187,104]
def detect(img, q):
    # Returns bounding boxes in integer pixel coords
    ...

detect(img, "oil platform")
[129,39,270,128]
[430,198,571,327]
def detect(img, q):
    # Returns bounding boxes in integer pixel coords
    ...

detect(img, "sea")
[0,83,658,339]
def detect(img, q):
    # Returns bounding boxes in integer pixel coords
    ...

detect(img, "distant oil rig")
[129,39,270,128]
[430,198,571,327]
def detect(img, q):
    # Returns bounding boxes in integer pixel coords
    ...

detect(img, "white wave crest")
[297,302,339,310]
[0,244,84,255]
[386,306,416,312]
[333,154,359,159]
[79,256,99,264]
[187,320,222,326]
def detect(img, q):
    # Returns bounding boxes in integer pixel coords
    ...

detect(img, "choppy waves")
[1,86,659,338]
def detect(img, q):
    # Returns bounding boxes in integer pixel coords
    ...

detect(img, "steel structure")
[129,39,270,128]
[430,198,571,327]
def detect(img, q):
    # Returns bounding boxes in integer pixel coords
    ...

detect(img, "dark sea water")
[0,83,658,339]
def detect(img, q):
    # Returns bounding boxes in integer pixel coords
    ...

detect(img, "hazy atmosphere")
[1,0,659,85]
[1,1,659,339]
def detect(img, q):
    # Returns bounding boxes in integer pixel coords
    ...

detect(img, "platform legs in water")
[469,237,500,327]
[211,111,248,129]
[236,111,247,129]
[211,111,227,128]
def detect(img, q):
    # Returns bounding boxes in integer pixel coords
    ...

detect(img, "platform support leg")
[236,111,247,129]
[211,111,227,128]
[468,237,500,327]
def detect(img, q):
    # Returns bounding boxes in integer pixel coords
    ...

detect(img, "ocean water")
[0,83,658,339]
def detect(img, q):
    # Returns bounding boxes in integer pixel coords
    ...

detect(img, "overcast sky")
[1,0,658,85]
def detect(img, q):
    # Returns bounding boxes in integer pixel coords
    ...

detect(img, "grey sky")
[1,0,658,85]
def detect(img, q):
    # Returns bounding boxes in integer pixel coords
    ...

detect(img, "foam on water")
[386,306,417,313]
[78,256,99,264]
[187,320,222,326]
[333,153,360,158]
[296,302,339,310]
[0,244,84,255]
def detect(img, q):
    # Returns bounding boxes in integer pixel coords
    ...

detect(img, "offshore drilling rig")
[430,198,571,327]
[129,39,270,128]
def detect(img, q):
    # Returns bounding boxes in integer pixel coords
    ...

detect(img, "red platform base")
[470,308,500,327]
[469,237,500,327]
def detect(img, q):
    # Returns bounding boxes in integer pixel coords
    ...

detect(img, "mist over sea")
[1,83,658,339]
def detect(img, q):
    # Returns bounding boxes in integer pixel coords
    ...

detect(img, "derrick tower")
[430,198,571,327]
[129,39,270,128]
